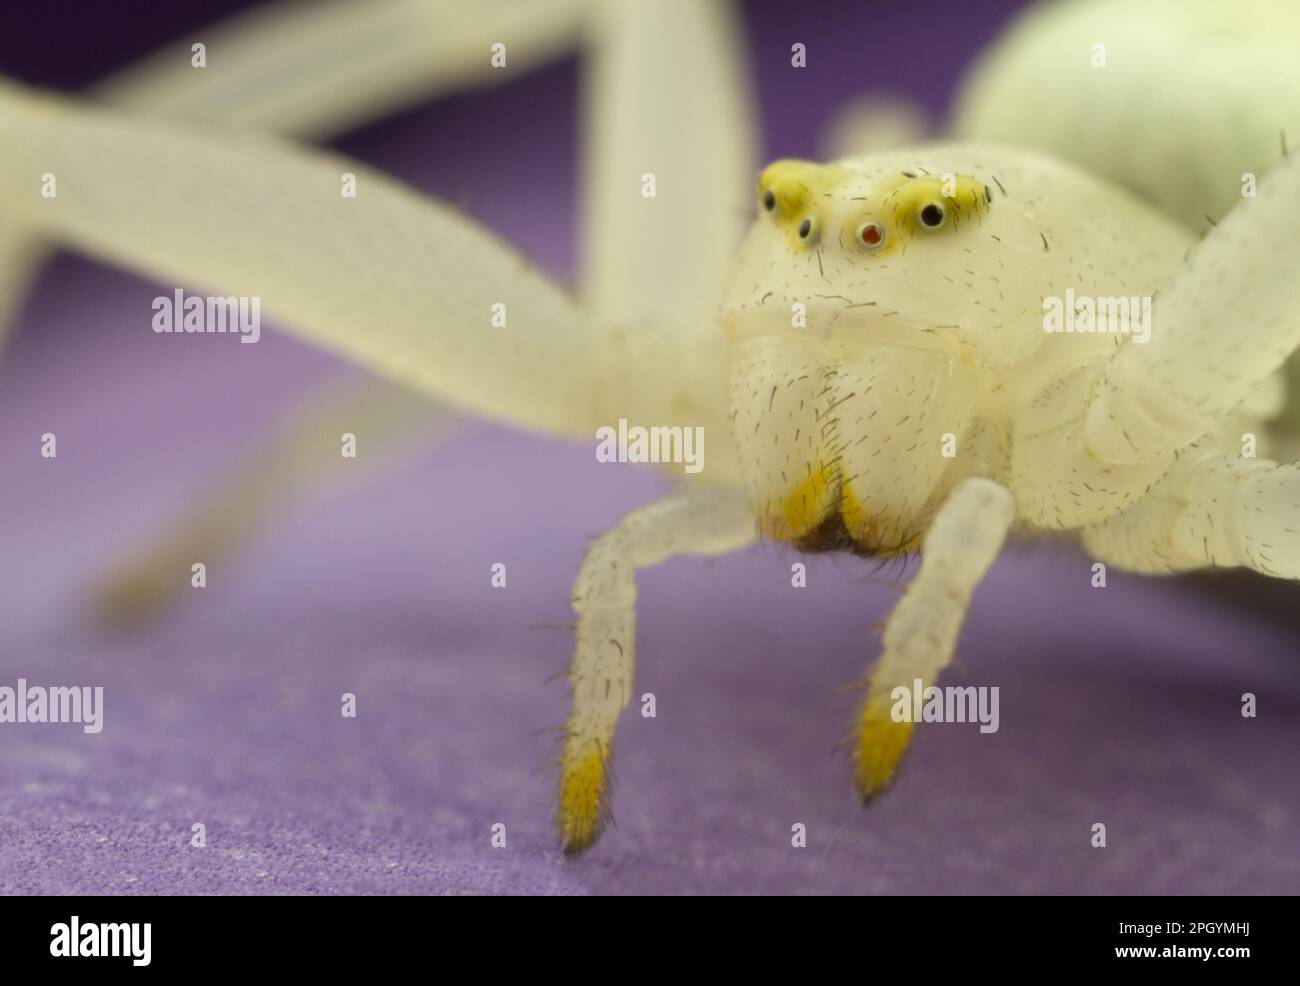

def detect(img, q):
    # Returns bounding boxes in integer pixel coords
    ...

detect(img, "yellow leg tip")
[853,700,915,799]
[93,562,175,633]
[558,746,608,855]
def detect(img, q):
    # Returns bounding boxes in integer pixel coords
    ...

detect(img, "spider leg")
[583,0,753,334]
[559,484,755,854]
[8,1,754,625]
[1085,150,1300,466]
[819,93,931,160]
[580,0,756,485]
[93,377,445,630]
[0,81,628,439]
[0,0,587,348]
[0,237,40,335]
[853,478,1014,798]
[1083,445,1300,580]
[96,0,585,139]
[1,2,754,466]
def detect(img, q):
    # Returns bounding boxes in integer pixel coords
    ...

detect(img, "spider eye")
[798,217,814,240]
[856,221,885,250]
[762,189,776,212]
[919,203,945,229]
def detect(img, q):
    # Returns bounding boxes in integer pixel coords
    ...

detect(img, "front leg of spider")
[853,478,1015,798]
[558,485,757,854]
[1085,151,1300,466]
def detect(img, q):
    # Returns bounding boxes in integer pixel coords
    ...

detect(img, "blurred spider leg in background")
[560,485,757,854]
[87,0,755,624]
[92,0,586,138]
[0,78,632,447]
[853,478,1015,798]
[95,377,442,630]
[2,0,591,624]
[0,0,589,342]
[819,92,932,161]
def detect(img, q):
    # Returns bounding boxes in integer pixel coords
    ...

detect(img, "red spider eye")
[858,222,884,248]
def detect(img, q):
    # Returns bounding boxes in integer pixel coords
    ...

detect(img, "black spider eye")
[763,190,776,212]
[919,203,945,228]
[798,217,813,239]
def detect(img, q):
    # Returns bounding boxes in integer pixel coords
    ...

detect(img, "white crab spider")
[1,0,1298,854]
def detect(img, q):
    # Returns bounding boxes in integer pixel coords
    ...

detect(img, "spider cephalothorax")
[721,147,1197,555]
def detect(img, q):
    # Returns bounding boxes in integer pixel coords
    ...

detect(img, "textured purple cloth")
[1,0,1297,895]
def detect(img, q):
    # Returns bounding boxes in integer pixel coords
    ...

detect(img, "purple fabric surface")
[1,0,1298,895]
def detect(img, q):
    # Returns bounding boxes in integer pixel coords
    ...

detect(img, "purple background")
[1,0,1297,895]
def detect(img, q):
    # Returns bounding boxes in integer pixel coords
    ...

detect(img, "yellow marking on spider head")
[853,695,915,798]
[757,162,991,258]
[559,744,608,854]
[877,171,990,242]
[757,159,849,250]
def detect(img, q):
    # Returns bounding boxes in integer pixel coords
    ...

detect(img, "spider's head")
[718,147,1039,552]
[730,154,1012,361]
[719,145,1190,553]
